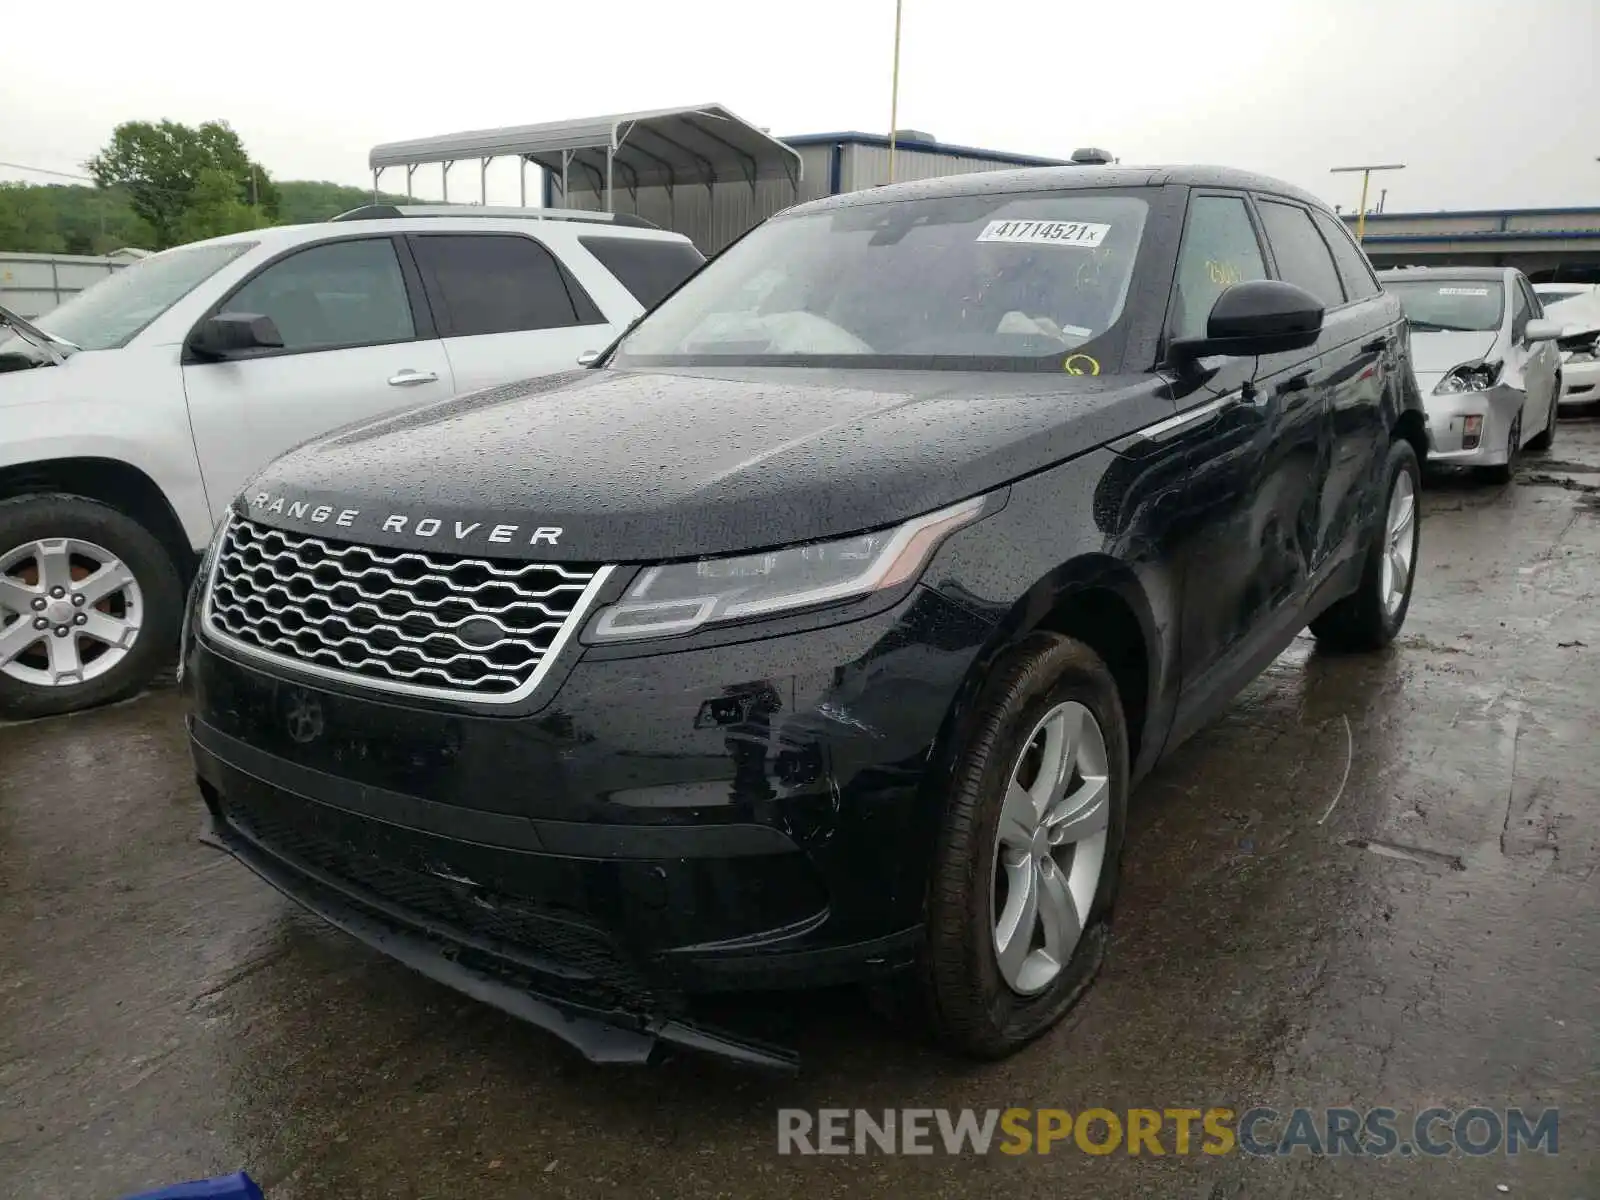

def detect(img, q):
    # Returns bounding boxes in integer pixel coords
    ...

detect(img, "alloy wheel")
[989,700,1111,996]
[1380,470,1417,619]
[0,538,144,688]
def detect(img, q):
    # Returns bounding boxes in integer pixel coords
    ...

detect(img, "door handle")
[1362,335,1389,353]
[387,369,439,387]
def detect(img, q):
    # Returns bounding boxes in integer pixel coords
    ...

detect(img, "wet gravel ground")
[4,418,1599,1200]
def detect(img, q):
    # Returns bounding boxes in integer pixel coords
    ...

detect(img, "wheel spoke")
[0,618,44,666]
[75,558,136,606]
[80,610,138,649]
[0,576,39,616]
[994,859,1039,990]
[1390,492,1415,540]
[35,540,74,593]
[1045,775,1111,845]
[1031,705,1081,806]
[1389,547,1409,591]
[999,782,1040,850]
[1037,863,1083,964]
[46,631,84,683]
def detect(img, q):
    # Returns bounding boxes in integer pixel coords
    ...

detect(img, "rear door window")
[409,234,601,337]
[1257,200,1346,309]
[1312,210,1382,301]
[579,237,705,309]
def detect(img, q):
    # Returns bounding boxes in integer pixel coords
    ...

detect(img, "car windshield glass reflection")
[1386,280,1505,333]
[614,190,1150,371]
[32,241,256,352]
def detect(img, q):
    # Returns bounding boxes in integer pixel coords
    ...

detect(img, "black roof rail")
[329,204,660,230]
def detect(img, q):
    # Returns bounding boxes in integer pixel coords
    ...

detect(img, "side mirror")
[1523,319,1561,343]
[1169,280,1324,363]
[189,313,284,360]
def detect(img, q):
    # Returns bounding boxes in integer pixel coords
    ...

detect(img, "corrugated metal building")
[368,107,1074,257]
[543,130,1068,253]
[0,248,149,318]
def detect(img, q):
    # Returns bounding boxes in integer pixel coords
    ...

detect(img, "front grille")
[205,516,606,700]
[215,783,662,1012]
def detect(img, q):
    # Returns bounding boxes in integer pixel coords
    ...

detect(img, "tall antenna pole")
[888,0,904,182]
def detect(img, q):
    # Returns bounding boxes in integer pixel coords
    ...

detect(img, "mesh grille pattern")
[206,516,600,697]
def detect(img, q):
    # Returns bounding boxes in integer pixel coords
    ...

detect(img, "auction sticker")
[978,219,1110,248]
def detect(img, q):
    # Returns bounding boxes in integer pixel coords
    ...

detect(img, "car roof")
[785,164,1336,217]
[1376,266,1516,282]
[177,215,694,254]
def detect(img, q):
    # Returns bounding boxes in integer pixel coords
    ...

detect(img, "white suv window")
[409,234,599,337]
[222,238,416,352]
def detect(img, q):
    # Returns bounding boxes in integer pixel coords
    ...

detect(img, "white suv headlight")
[588,497,987,642]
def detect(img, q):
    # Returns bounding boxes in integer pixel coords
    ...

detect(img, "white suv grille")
[204,516,610,702]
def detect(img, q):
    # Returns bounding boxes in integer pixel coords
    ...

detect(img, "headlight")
[588,497,988,642]
[1434,360,1502,394]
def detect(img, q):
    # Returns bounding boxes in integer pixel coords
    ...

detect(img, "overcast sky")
[3,0,1595,213]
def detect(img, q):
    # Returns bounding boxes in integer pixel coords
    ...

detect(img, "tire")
[0,494,184,720]
[1475,408,1519,485]
[1525,379,1559,452]
[918,632,1129,1060]
[1310,438,1420,653]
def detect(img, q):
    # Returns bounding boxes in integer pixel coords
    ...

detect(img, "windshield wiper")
[0,302,77,364]
[1405,319,1477,334]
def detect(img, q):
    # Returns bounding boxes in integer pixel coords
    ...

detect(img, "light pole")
[888,0,904,182]
[1330,163,1405,241]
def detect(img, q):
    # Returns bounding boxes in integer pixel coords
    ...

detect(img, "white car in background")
[0,207,704,719]
[1534,285,1600,410]
[1532,281,1598,309]
[1378,266,1563,483]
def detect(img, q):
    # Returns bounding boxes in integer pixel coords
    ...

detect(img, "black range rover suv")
[184,166,1426,1070]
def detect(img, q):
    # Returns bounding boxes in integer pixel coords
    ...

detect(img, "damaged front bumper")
[1423,383,1525,466]
[185,581,995,1071]
[199,804,803,1071]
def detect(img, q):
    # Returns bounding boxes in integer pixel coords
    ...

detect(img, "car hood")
[240,366,1174,562]
[0,349,69,400]
[1408,329,1499,376]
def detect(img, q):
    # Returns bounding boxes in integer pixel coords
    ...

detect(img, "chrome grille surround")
[202,515,613,704]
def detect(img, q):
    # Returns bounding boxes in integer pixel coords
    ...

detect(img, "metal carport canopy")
[367,103,803,210]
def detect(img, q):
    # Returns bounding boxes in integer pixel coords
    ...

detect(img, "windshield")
[1385,279,1505,332]
[30,241,256,351]
[612,189,1151,371]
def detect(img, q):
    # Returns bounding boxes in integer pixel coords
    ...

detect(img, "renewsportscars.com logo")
[776,1107,1560,1157]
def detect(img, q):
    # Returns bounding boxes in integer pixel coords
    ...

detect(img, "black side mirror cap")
[189,313,285,360]
[1169,279,1324,363]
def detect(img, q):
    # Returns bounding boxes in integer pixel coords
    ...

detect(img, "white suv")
[0,207,704,718]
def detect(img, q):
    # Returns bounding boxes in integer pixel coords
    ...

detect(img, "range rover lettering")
[184,166,1427,1070]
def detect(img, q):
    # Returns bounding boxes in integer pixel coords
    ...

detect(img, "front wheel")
[0,495,184,720]
[918,633,1129,1059]
[1310,438,1421,653]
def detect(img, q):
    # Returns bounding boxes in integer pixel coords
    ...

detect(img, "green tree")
[175,168,269,243]
[276,180,412,225]
[0,184,68,253]
[86,119,279,249]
